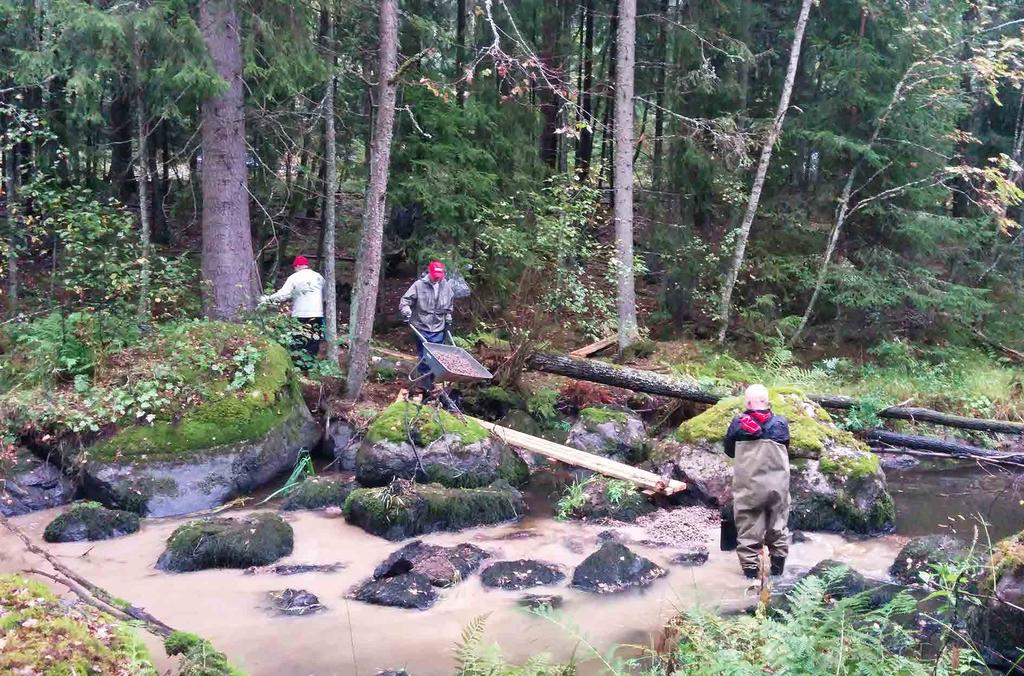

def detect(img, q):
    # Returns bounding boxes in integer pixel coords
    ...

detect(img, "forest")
[1,0,1024,674]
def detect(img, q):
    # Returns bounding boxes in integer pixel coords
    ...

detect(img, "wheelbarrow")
[408,325,493,388]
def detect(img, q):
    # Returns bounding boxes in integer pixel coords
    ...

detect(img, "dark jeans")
[291,317,324,361]
[414,329,445,391]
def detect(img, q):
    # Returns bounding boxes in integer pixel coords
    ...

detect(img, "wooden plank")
[470,417,687,496]
[569,335,617,358]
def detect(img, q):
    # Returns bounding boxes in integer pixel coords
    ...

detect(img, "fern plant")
[454,614,576,676]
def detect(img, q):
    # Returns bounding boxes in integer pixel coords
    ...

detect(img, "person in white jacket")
[260,255,325,359]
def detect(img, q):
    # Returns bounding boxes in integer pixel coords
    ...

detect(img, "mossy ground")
[367,401,489,446]
[579,406,629,426]
[157,512,294,572]
[344,479,524,540]
[282,476,355,511]
[43,501,140,542]
[672,387,865,457]
[818,447,881,480]
[0,574,156,675]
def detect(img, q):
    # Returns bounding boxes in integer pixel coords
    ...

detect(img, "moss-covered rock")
[567,406,649,465]
[671,387,864,459]
[0,574,157,675]
[43,502,140,542]
[558,477,655,522]
[31,322,321,517]
[889,535,968,585]
[157,512,294,572]
[164,631,246,676]
[357,402,528,489]
[656,389,894,535]
[344,479,526,541]
[972,529,1024,668]
[282,476,356,511]
[460,385,523,421]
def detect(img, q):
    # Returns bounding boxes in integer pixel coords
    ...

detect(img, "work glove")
[445,321,453,334]
[401,314,411,324]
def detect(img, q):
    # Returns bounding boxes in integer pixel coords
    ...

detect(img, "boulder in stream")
[282,476,356,511]
[571,542,667,593]
[373,540,490,587]
[670,544,709,567]
[889,535,968,585]
[567,406,649,465]
[267,588,325,616]
[47,324,320,517]
[157,512,294,572]
[0,449,75,517]
[43,502,140,542]
[325,420,359,471]
[344,478,526,541]
[655,388,895,535]
[480,560,565,590]
[351,573,439,610]
[559,476,655,522]
[356,402,528,489]
[971,529,1024,669]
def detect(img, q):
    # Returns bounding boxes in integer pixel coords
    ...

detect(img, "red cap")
[427,261,445,277]
[293,255,309,267]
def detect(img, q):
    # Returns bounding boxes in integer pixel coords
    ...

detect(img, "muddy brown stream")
[1,500,908,676]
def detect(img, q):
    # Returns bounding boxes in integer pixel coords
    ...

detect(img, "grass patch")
[579,406,629,426]
[165,631,247,676]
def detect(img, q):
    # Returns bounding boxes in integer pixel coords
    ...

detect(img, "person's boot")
[742,567,758,580]
[770,556,786,576]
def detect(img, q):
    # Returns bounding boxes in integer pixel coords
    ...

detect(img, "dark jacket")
[724,409,790,458]
[399,274,455,333]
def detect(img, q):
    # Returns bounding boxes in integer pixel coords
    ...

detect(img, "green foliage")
[671,569,983,674]
[555,476,652,522]
[528,388,561,422]
[158,513,294,572]
[455,614,576,676]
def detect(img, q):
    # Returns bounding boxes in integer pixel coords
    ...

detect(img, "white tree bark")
[134,36,152,322]
[613,0,638,352]
[345,0,399,400]
[716,0,814,343]
[322,5,339,363]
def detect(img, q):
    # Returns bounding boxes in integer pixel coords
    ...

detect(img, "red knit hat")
[427,261,445,277]
[293,255,309,267]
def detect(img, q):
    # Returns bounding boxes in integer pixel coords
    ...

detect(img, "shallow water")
[2,463,1020,675]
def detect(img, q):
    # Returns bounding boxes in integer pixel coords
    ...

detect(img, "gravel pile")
[632,505,719,548]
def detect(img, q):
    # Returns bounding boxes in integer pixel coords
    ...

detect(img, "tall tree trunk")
[109,83,135,202]
[345,0,399,400]
[4,146,18,319]
[599,0,619,190]
[199,0,257,320]
[323,5,339,364]
[651,0,668,191]
[134,39,152,322]
[716,0,813,343]
[538,6,560,168]
[613,0,638,352]
[575,0,595,179]
[455,0,467,107]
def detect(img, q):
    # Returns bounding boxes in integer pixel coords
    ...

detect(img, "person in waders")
[260,255,325,361]
[724,384,791,578]
[399,260,455,396]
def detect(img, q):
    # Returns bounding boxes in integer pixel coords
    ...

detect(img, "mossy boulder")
[0,448,75,517]
[972,530,1024,668]
[656,388,894,535]
[356,401,529,489]
[889,535,968,585]
[43,502,140,542]
[156,512,294,572]
[0,574,156,675]
[164,631,245,675]
[282,476,356,511]
[460,385,523,421]
[567,406,649,465]
[344,478,526,541]
[52,323,321,517]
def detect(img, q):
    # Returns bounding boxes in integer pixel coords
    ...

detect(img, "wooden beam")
[470,417,687,495]
[569,335,617,358]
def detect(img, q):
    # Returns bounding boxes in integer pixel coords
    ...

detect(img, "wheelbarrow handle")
[409,325,457,346]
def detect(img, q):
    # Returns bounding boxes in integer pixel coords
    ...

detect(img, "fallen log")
[863,429,1024,462]
[527,352,1024,435]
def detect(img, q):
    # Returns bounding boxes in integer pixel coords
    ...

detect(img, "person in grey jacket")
[399,260,455,393]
